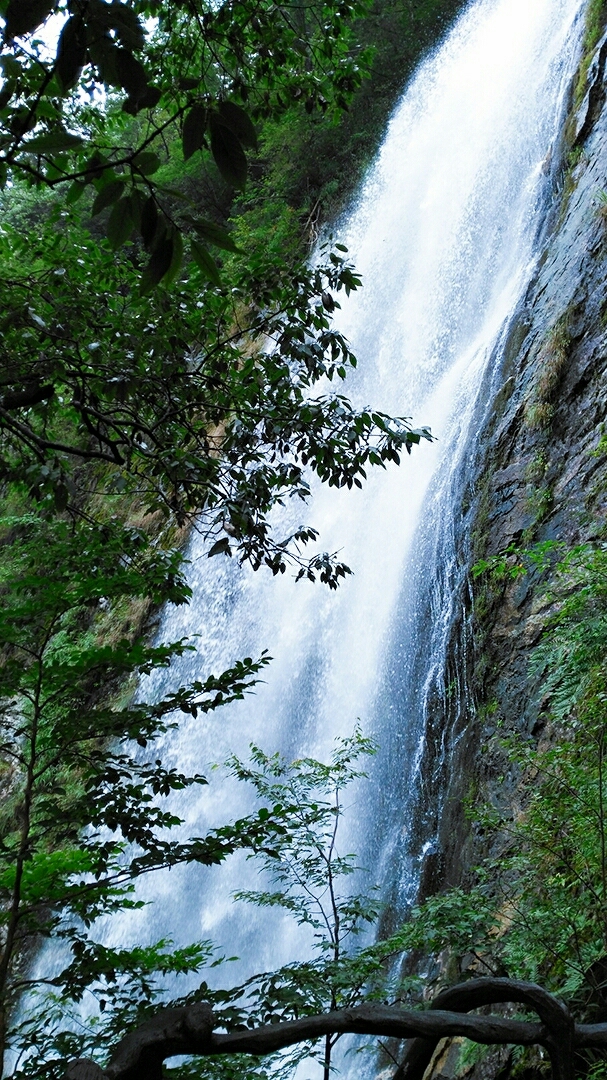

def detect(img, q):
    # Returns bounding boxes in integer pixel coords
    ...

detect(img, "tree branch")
[64,976,607,1080]
[394,977,575,1080]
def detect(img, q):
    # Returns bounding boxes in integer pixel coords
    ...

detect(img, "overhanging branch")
[64,979,607,1080]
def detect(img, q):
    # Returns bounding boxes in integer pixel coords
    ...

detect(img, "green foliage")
[471,540,562,582]
[2,700,384,1079]
[0,0,439,587]
[0,512,299,1076]
[574,0,607,105]
[525,314,572,433]
[0,212,430,577]
[0,0,372,280]
[237,0,469,227]
[223,731,382,1080]
[404,542,607,1070]
[0,2,463,1075]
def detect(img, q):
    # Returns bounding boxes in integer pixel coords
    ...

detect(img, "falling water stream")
[28,0,588,1066]
[102,0,585,983]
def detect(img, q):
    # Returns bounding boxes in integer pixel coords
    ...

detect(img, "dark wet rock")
[430,29,607,890]
[413,28,607,1079]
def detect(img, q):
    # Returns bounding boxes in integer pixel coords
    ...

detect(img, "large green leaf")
[163,228,184,287]
[218,100,258,150]
[185,215,241,253]
[115,47,148,99]
[5,0,54,39]
[140,232,174,292]
[140,195,159,248]
[55,15,87,92]
[91,178,125,216]
[108,2,145,52]
[106,196,134,250]
[132,150,161,175]
[24,130,84,153]
[209,115,247,191]
[190,239,221,286]
[182,104,207,161]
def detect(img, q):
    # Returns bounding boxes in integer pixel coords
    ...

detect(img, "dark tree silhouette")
[67,978,607,1080]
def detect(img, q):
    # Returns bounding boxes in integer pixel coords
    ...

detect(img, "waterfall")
[101,0,585,982]
[29,0,586,1056]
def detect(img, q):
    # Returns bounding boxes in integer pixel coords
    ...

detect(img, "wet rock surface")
[414,28,607,1079]
[434,27,607,888]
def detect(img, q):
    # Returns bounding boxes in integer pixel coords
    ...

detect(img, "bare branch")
[65,976,607,1080]
[394,977,575,1080]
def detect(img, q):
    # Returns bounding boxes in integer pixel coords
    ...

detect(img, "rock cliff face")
[407,19,607,1080]
[422,21,607,894]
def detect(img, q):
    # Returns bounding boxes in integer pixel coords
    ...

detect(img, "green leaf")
[140,232,174,293]
[182,104,207,161]
[55,15,87,92]
[91,179,125,216]
[0,78,16,110]
[5,0,54,39]
[209,115,247,191]
[66,180,86,204]
[218,100,258,150]
[190,239,221,287]
[140,196,159,248]
[108,2,145,52]
[106,196,134,250]
[115,47,148,99]
[208,537,232,558]
[126,189,143,231]
[185,216,241,253]
[0,56,22,79]
[88,33,120,86]
[124,84,161,113]
[163,228,184,287]
[54,483,69,512]
[24,130,84,153]
[83,150,108,182]
[132,151,161,175]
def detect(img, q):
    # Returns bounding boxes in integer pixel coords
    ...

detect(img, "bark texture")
[67,978,607,1080]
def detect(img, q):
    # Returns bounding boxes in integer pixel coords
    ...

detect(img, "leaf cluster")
[0,0,371,285]
[0,219,429,580]
[0,513,301,1074]
[395,543,607,1067]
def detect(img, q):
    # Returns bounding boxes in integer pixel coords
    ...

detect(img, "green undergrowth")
[0,0,473,670]
[234,0,469,233]
[575,0,607,107]
[415,541,607,1076]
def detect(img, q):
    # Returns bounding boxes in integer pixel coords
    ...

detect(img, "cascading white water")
[38,0,587,1046]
